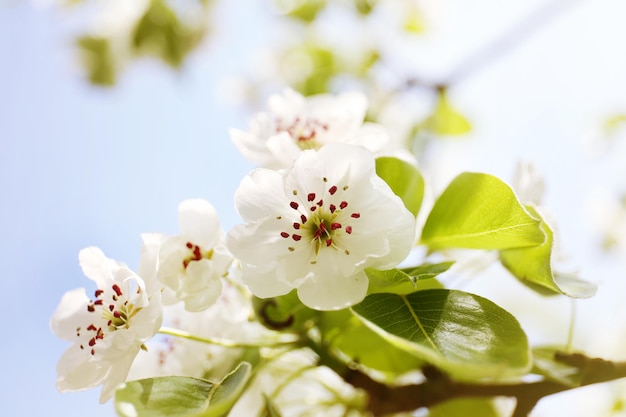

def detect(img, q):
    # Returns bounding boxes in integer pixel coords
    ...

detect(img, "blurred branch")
[345,352,626,416]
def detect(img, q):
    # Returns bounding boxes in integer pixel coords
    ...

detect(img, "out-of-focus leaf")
[354,0,377,15]
[423,88,471,136]
[428,398,501,417]
[500,205,597,298]
[375,156,424,217]
[275,0,327,22]
[421,173,546,250]
[287,45,337,96]
[115,362,251,417]
[352,290,531,381]
[132,0,202,67]
[76,36,116,86]
[532,347,583,387]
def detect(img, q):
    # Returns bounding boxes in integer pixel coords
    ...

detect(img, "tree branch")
[344,352,626,416]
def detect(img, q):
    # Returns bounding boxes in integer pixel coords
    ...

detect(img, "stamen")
[112,284,123,297]
[316,199,323,206]
[351,213,360,218]
[95,289,104,298]
[301,214,307,223]
[293,223,300,229]
[340,201,348,209]
[346,226,353,234]
[290,201,299,210]
[326,239,333,247]
[186,242,193,249]
[330,204,336,213]
[329,185,337,195]
[331,223,342,230]
[307,193,315,202]
[310,206,317,212]
[292,234,302,241]
[281,232,289,238]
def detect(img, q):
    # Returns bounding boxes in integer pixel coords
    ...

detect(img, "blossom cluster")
[51,89,417,412]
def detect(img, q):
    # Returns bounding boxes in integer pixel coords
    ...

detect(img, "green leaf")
[375,156,425,217]
[318,309,425,374]
[422,88,471,136]
[428,398,502,417]
[279,0,327,22]
[366,263,450,295]
[115,362,252,417]
[352,290,531,380]
[76,36,116,86]
[421,172,546,250]
[500,205,597,298]
[252,290,318,331]
[132,0,201,68]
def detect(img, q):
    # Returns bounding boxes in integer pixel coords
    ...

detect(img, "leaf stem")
[158,326,300,348]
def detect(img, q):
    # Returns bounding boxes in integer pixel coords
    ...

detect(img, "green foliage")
[500,205,596,298]
[318,309,425,374]
[275,0,327,22]
[252,290,319,332]
[132,0,202,67]
[354,0,377,15]
[76,36,116,86]
[375,156,425,217]
[365,263,451,295]
[532,347,583,387]
[352,289,531,380]
[421,172,546,250]
[427,398,502,417]
[422,88,472,135]
[286,45,337,96]
[115,362,251,417]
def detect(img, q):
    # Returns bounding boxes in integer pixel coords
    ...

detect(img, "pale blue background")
[2,1,626,416]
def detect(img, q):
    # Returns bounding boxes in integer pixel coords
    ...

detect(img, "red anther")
[95,289,104,298]
[193,246,201,260]
[346,226,353,234]
[91,349,95,356]
[307,193,315,202]
[186,242,193,249]
[319,223,327,232]
[330,204,336,213]
[281,232,289,238]
[109,305,114,312]
[351,212,360,218]
[317,199,323,206]
[87,305,95,312]
[331,223,342,230]
[310,206,317,212]
[94,300,103,306]
[88,338,96,347]
[326,239,333,247]
[329,185,337,195]
[301,214,307,223]
[87,324,97,331]
[112,284,123,297]
[340,201,348,209]
[113,311,121,318]
[290,201,299,210]
[107,320,112,326]
[292,234,302,241]
[293,223,300,229]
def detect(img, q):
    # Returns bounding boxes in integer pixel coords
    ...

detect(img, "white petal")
[50,288,90,341]
[138,232,165,293]
[297,269,368,310]
[178,199,220,247]
[240,263,294,299]
[99,352,136,403]
[79,247,119,288]
[234,168,290,222]
[56,346,109,393]
[226,221,294,266]
[266,132,304,167]
[350,122,390,152]
[268,88,306,116]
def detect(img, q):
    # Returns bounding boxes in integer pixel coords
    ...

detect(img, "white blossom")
[230,88,390,169]
[226,143,416,310]
[154,199,233,312]
[50,247,162,403]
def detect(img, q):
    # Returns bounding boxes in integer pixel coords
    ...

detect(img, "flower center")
[182,242,214,269]
[77,283,142,356]
[275,116,329,150]
[279,180,361,260]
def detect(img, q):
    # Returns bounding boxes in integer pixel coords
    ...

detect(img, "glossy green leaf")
[421,173,546,250]
[375,156,425,217]
[352,290,531,380]
[115,362,251,417]
[500,206,597,298]
[428,398,501,417]
[423,89,471,136]
[366,263,450,295]
[318,309,424,374]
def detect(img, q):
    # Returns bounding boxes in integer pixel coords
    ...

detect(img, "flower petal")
[297,269,368,310]
[178,199,220,247]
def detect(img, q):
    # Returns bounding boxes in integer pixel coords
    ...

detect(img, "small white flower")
[226,143,416,310]
[230,88,389,169]
[50,247,162,403]
[155,199,233,312]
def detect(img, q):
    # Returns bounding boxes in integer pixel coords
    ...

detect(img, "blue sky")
[2,1,626,416]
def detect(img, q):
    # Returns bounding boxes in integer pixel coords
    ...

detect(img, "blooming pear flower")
[155,199,233,312]
[226,143,416,310]
[50,247,162,403]
[230,88,390,169]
